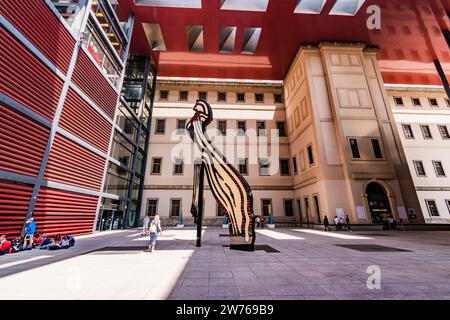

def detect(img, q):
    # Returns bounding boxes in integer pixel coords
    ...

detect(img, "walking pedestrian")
[323,216,331,231]
[333,216,340,231]
[345,215,352,232]
[147,215,162,253]
[143,215,150,235]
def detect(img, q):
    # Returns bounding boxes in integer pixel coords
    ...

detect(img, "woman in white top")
[147,215,162,253]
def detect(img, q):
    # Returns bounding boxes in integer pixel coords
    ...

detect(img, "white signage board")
[397,206,407,219]
[356,206,366,220]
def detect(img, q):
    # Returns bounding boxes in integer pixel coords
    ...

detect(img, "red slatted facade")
[0,103,49,177]
[33,187,98,236]
[0,0,75,74]
[0,1,119,237]
[44,134,106,191]
[0,180,33,237]
[0,27,64,121]
[59,88,113,154]
[72,51,118,119]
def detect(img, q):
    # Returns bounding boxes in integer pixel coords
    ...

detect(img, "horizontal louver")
[0,103,49,177]
[33,187,98,236]
[0,180,33,237]
[59,88,113,154]
[0,0,75,73]
[72,51,118,120]
[44,134,105,191]
[0,27,63,121]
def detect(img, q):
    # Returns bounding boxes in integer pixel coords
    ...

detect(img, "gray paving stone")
[2,227,450,300]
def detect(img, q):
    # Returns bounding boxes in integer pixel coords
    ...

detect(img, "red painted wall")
[0,103,50,177]
[33,187,98,236]
[59,88,113,154]
[0,27,64,121]
[0,1,120,237]
[0,180,33,237]
[0,0,75,73]
[44,134,106,191]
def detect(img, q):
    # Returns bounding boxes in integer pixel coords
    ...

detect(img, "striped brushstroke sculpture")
[187,100,256,251]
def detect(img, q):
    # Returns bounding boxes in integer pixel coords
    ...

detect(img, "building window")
[313,195,321,223]
[218,92,227,102]
[237,121,246,135]
[412,98,422,107]
[255,93,264,103]
[218,120,227,136]
[238,158,248,175]
[349,139,360,159]
[198,91,207,100]
[257,121,266,136]
[147,199,158,216]
[174,158,184,175]
[433,161,446,177]
[124,120,134,134]
[425,200,439,217]
[371,139,383,159]
[259,158,270,176]
[394,97,404,106]
[280,159,290,176]
[413,160,426,177]
[402,124,414,139]
[439,125,450,139]
[307,145,314,165]
[151,158,162,175]
[277,121,286,137]
[274,94,283,103]
[293,156,298,174]
[176,119,186,135]
[160,90,168,100]
[179,91,188,101]
[429,98,439,107]
[420,125,433,139]
[217,203,226,217]
[284,199,294,217]
[155,119,166,134]
[262,199,272,217]
[170,199,181,217]
[237,92,245,102]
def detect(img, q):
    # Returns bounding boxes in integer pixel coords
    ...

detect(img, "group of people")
[323,215,352,232]
[142,215,162,253]
[255,215,266,229]
[0,218,75,256]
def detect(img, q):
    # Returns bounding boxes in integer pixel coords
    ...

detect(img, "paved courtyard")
[1,227,450,300]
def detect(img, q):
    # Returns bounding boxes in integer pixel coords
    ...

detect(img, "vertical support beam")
[434,59,450,99]
[196,163,205,247]
[93,13,135,231]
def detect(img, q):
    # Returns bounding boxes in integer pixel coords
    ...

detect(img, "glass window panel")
[103,162,131,197]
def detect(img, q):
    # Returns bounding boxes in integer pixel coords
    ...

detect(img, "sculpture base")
[229,235,254,252]
[222,224,228,229]
[267,224,276,229]
[176,224,185,229]
[230,244,255,252]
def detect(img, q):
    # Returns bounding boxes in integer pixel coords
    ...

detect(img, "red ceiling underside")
[118,0,450,86]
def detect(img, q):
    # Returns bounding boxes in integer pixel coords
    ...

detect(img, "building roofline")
[156,76,283,88]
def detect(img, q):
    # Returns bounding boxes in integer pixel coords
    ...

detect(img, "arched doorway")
[366,182,392,224]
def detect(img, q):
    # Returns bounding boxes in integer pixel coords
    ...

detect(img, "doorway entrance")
[366,182,392,224]
[97,210,124,231]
